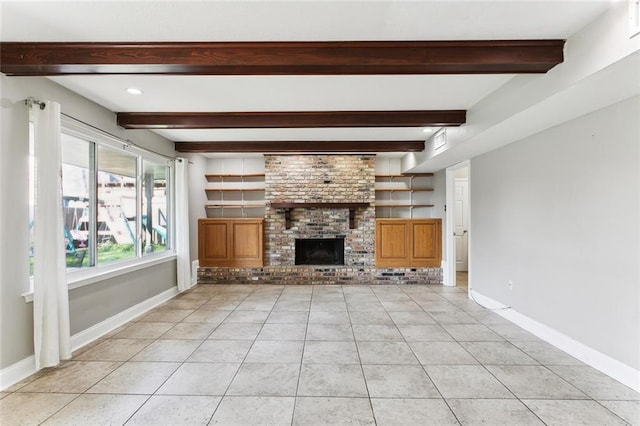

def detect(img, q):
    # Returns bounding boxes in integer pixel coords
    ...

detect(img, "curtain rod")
[60,111,176,162]
[25,97,46,110]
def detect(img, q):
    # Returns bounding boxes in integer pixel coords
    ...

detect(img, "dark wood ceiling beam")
[0,40,564,76]
[117,110,466,129]
[175,141,425,153]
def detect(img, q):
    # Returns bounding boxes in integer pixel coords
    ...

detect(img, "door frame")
[454,177,469,272]
[444,160,471,290]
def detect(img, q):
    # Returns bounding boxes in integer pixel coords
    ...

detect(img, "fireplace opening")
[295,238,345,265]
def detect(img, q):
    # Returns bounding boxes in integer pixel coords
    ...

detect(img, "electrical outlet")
[507,280,513,290]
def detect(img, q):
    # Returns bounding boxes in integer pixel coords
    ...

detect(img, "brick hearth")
[198,266,442,285]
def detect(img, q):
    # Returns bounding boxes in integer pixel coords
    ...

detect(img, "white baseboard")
[470,289,640,393]
[1,285,179,391]
[191,260,199,285]
[470,290,510,310]
[0,355,35,391]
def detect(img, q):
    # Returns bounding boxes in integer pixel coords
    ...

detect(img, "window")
[61,134,91,268]
[141,159,169,255]
[96,144,138,265]
[29,119,173,279]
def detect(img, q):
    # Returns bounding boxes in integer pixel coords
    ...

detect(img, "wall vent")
[433,129,447,150]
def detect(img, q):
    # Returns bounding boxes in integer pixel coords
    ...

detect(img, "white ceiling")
[1,1,609,42]
[48,75,512,113]
[47,74,513,143]
[0,0,621,165]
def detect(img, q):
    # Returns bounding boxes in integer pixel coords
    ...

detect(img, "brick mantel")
[270,202,370,229]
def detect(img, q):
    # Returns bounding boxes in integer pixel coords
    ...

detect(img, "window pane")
[97,145,137,265]
[142,160,169,255]
[61,134,91,269]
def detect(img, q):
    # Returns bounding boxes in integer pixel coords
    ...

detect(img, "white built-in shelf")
[375,188,434,192]
[205,188,264,193]
[204,170,266,218]
[376,204,435,208]
[206,203,265,209]
[374,173,434,218]
[205,173,265,179]
[374,173,434,177]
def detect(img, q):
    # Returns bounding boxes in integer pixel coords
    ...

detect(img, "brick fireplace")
[265,155,376,267]
[198,155,442,285]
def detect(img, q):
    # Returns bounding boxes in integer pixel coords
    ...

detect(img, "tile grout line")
[290,285,314,426]
[197,285,258,425]
[119,285,252,425]
[204,284,286,425]
[424,286,596,424]
[398,285,464,425]
[110,284,246,424]
[344,284,378,425]
[120,288,229,425]
[418,286,551,424]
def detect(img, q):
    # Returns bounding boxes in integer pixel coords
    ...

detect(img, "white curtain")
[175,158,192,291]
[32,100,71,370]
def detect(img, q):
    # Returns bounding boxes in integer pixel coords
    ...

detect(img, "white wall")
[184,153,208,263]
[376,157,444,221]
[470,96,639,371]
[0,75,177,370]
[207,156,265,175]
[185,154,266,263]
[411,1,639,173]
[431,169,447,261]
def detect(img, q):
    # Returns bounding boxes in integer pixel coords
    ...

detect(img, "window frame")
[24,116,176,302]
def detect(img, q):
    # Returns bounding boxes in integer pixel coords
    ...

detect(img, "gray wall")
[69,262,176,335]
[470,96,639,370]
[0,75,177,369]
[0,85,32,369]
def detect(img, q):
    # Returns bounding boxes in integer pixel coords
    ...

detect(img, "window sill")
[23,252,177,303]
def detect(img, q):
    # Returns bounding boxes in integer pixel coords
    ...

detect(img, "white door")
[454,178,469,271]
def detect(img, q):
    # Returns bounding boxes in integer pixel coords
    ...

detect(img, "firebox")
[295,238,345,265]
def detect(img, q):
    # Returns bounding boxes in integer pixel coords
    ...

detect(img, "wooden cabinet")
[198,218,264,267]
[376,221,410,266]
[375,219,442,267]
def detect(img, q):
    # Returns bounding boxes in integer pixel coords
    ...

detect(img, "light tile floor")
[2,284,638,425]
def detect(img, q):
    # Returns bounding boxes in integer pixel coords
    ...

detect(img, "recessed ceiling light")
[126,87,143,95]
[422,128,434,133]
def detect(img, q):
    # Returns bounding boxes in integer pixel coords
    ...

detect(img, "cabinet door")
[411,220,442,267]
[198,219,231,266]
[375,218,442,267]
[375,220,410,267]
[231,220,264,267]
[198,218,264,267]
